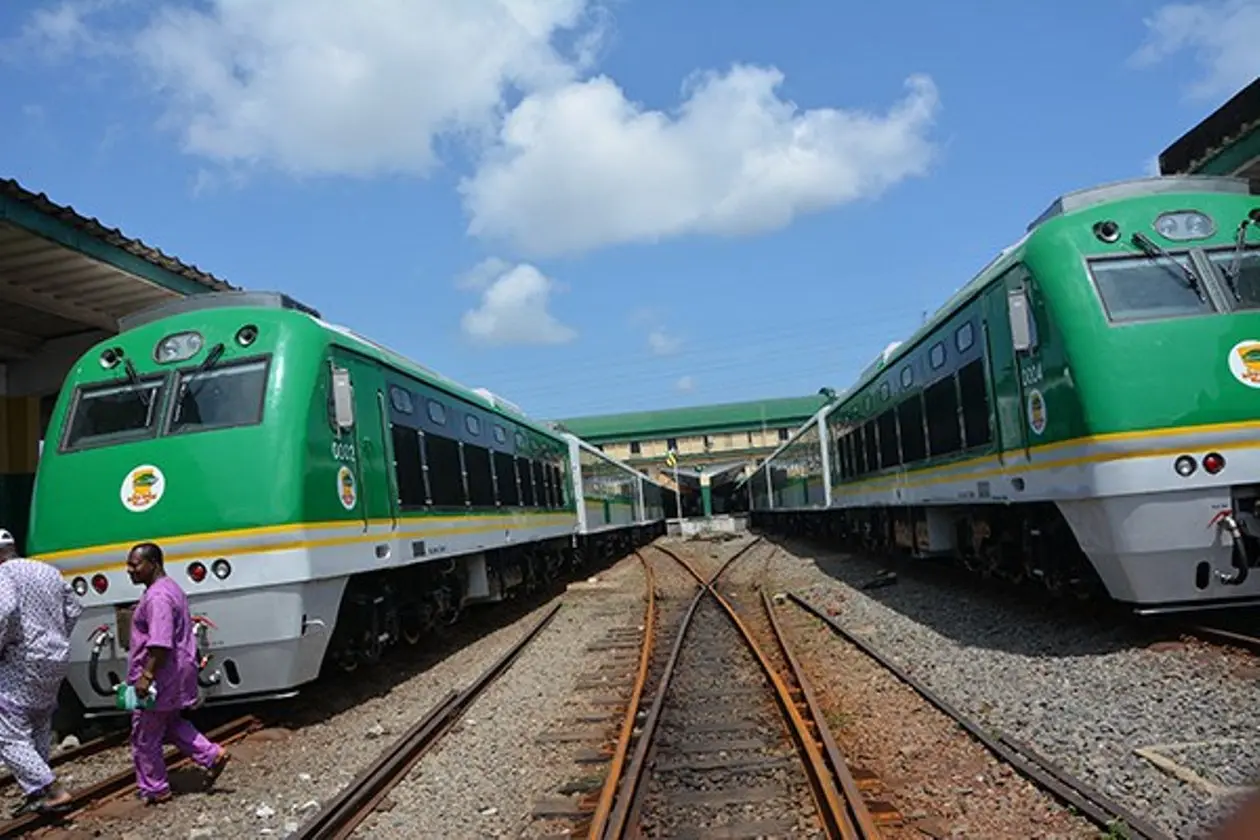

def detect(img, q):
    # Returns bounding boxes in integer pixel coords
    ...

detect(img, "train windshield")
[1088,254,1217,323]
[1204,245,1260,311]
[63,378,164,451]
[168,358,270,434]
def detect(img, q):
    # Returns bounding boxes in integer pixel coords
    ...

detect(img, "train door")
[981,267,1036,465]
[329,350,392,530]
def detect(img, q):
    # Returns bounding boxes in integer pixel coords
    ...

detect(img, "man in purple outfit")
[0,527,78,815]
[125,541,229,804]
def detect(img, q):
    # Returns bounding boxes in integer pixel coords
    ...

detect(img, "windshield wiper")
[1219,217,1256,302]
[121,358,152,410]
[176,343,227,418]
[1131,232,1206,302]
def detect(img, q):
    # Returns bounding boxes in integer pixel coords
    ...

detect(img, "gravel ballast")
[751,536,1258,839]
[353,552,648,838]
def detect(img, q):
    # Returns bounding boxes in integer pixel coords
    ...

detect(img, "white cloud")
[1144,154,1163,177]
[49,0,599,177]
[461,68,940,256]
[675,375,695,393]
[647,328,682,356]
[459,261,576,347]
[1132,0,1260,101]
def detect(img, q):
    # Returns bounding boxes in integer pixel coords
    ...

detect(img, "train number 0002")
[1020,362,1044,387]
[331,441,357,462]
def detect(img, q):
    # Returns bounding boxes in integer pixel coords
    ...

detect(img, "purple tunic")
[126,576,200,711]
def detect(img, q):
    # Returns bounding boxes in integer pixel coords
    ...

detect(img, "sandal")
[32,797,72,815]
[9,794,39,818]
[140,790,172,806]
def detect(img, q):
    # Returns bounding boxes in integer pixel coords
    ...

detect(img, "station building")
[1159,75,1260,179]
[0,178,235,552]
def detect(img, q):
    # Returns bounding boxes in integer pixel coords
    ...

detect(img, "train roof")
[117,291,566,445]
[828,174,1259,418]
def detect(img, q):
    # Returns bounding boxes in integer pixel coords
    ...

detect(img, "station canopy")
[0,177,234,365]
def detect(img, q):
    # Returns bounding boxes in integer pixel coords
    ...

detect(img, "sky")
[2,1,1259,422]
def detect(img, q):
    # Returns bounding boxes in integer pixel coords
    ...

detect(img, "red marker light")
[188,562,208,583]
[91,574,109,594]
[1203,452,1226,475]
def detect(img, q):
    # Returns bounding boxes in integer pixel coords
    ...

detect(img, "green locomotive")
[744,175,1260,612]
[28,291,665,713]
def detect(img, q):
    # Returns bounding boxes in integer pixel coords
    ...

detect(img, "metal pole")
[674,461,680,520]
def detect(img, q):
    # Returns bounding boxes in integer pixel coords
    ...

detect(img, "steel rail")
[0,714,260,836]
[634,540,860,840]
[761,590,880,839]
[294,601,563,840]
[787,592,1176,840]
[1184,623,1260,655]
[586,553,657,839]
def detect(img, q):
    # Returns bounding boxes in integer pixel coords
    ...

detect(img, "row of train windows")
[389,423,567,510]
[836,357,992,480]
[877,321,975,401]
[390,385,521,449]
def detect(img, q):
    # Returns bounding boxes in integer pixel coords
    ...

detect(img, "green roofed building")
[1160,75,1260,179]
[555,393,831,478]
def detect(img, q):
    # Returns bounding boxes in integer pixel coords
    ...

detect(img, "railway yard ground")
[6,532,1257,839]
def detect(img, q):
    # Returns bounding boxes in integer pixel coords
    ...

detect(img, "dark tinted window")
[64,378,164,450]
[169,360,269,434]
[1090,254,1214,322]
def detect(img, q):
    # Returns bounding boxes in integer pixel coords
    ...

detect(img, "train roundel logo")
[120,465,165,513]
[337,466,357,510]
[1026,389,1047,436]
[1227,340,1260,388]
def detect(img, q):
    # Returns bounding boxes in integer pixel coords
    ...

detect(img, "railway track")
[292,600,563,840]
[785,592,1178,840]
[588,538,882,839]
[0,714,261,837]
[0,727,129,795]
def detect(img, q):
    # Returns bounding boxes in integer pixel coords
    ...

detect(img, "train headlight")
[1154,210,1215,241]
[1203,452,1226,475]
[72,576,88,596]
[91,574,108,594]
[1173,455,1197,477]
[188,562,208,583]
[155,331,204,364]
[211,558,232,580]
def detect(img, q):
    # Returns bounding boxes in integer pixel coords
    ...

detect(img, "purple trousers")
[130,709,221,798]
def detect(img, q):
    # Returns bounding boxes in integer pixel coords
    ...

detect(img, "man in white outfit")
[0,528,79,815]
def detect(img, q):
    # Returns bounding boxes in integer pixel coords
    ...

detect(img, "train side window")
[427,399,447,426]
[551,464,566,506]
[464,444,496,507]
[465,414,482,437]
[900,366,914,389]
[424,433,465,507]
[897,395,928,463]
[877,410,900,468]
[493,424,507,445]
[494,452,520,506]
[389,387,413,414]
[517,456,536,506]
[879,382,890,402]
[390,424,427,508]
[924,377,963,456]
[957,359,992,447]
[862,419,878,474]
[955,322,974,352]
[929,342,946,370]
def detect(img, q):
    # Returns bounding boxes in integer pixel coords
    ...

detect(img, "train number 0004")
[331,441,357,462]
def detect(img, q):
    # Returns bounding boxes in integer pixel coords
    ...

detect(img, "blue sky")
[2,0,1259,421]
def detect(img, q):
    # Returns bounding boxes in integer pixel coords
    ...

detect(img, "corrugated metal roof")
[1160,76,1260,177]
[557,395,829,441]
[0,177,238,360]
[0,178,234,294]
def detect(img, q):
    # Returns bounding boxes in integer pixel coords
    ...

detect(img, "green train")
[28,292,667,713]
[741,175,1260,613]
